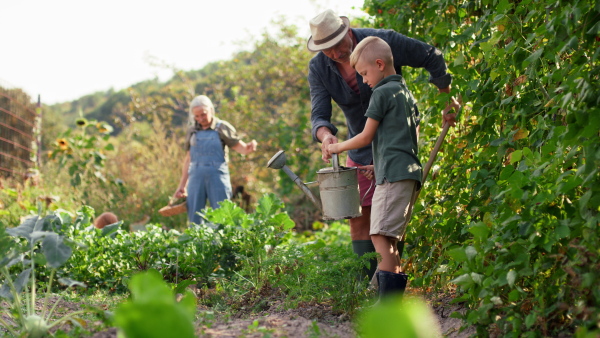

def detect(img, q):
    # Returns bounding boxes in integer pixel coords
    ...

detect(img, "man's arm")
[383,30,456,124]
[383,29,452,90]
[308,59,339,162]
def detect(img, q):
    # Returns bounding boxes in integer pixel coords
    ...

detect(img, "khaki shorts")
[370,179,417,239]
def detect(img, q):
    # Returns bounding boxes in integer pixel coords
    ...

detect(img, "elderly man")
[307,9,455,281]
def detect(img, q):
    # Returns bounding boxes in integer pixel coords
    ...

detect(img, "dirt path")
[196,292,474,338]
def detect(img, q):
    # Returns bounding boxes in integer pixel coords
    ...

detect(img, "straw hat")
[307,9,350,52]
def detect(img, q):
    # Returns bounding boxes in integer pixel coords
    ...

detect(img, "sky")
[1,0,367,105]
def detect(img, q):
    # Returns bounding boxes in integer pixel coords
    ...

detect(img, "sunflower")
[56,138,69,150]
[96,122,114,134]
[75,118,88,127]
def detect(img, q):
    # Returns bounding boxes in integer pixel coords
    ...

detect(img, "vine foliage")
[364,0,599,335]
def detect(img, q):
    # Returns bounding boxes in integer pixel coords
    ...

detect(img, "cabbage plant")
[0,215,88,337]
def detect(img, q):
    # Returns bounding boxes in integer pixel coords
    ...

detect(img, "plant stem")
[0,315,19,337]
[46,295,63,321]
[1,267,26,326]
[233,271,255,289]
[41,269,56,320]
[47,309,88,330]
[30,245,36,316]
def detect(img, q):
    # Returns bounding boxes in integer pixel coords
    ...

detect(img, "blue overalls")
[186,123,232,224]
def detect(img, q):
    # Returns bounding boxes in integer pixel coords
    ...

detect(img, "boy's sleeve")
[364,90,386,122]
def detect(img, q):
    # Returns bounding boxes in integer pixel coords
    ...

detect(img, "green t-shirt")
[365,74,422,186]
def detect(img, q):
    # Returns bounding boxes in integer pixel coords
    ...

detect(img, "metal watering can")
[267,150,362,220]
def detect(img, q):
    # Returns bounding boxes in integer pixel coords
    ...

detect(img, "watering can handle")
[331,153,340,171]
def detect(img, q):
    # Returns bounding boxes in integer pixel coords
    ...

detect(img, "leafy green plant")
[0,215,88,337]
[269,235,372,314]
[357,296,441,338]
[114,269,196,338]
[203,194,295,290]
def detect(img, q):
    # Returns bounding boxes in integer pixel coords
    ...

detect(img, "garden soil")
[0,288,475,337]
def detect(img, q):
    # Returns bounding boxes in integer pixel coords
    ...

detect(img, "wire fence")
[0,79,41,180]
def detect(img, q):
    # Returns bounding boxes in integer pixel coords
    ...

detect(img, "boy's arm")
[329,118,379,154]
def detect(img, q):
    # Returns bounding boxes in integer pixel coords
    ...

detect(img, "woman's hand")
[173,187,186,201]
[358,165,374,180]
[247,140,257,153]
[232,140,258,155]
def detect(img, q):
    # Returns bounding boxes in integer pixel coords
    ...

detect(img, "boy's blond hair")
[350,36,393,69]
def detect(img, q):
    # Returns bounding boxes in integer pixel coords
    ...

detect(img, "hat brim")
[307,16,350,52]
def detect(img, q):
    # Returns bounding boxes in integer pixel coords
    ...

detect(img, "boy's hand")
[327,143,340,155]
[358,165,374,180]
[442,96,461,127]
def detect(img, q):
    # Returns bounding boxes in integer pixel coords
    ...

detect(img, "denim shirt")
[308,28,452,165]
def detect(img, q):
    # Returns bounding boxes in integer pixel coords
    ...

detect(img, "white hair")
[188,95,215,125]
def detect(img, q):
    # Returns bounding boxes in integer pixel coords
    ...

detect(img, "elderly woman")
[173,95,257,224]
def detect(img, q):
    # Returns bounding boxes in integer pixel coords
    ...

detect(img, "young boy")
[328,36,459,299]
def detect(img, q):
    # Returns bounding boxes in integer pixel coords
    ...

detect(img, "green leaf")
[466,246,477,261]
[500,165,515,180]
[453,52,465,66]
[586,20,600,35]
[268,213,295,230]
[101,221,122,237]
[469,222,490,240]
[508,289,520,302]
[507,270,517,287]
[496,0,512,13]
[555,225,570,239]
[58,278,87,288]
[447,247,468,262]
[41,233,73,269]
[256,193,283,218]
[358,296,439,338]
[6,216,38,241]
[115,270,196,338]
[510,150,523,164]
[522,48,544,68]
[451,273,474,288]
[525,313,537,328]
[0,268,31,301]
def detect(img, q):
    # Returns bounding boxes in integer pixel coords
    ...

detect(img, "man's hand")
[442,96,461,127]
[358,165,374,180]
[317,127,338,163]
[321,134,339,162]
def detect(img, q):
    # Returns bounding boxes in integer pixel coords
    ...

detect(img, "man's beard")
[332,39,355,64]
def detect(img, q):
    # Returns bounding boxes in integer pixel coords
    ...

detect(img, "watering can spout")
[267,150,322,211]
